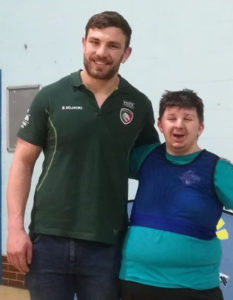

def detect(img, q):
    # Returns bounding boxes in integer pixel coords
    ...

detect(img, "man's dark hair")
[85,11,132,48]
[158,89,204,123]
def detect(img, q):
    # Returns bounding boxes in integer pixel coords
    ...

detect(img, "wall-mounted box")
[7,85,40,152]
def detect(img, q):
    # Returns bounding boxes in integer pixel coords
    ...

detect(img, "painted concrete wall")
[1,0,233,254]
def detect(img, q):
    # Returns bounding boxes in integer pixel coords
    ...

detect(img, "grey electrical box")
[7,85,40,152]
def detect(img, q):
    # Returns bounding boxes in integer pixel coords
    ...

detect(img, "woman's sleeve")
[214,158,233,209]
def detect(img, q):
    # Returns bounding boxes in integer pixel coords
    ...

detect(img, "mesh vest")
[130,144,222,240]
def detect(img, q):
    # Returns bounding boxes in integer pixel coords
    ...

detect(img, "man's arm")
[133,100,160,147]
[7,138,41,273]
[129,143,160,179]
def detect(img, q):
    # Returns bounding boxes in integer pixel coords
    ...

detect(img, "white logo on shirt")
[62,106,83,110]
[123,100,135,110]
[21,109,31,128]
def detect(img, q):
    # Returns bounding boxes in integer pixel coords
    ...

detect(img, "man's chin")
[87,70,115,80]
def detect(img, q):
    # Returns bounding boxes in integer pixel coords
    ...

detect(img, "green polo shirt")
[18,71,159,244]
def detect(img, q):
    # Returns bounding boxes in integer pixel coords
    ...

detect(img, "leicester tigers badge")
[120,108,134,125]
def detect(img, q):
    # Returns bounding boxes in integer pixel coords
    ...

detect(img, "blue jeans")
[25,234,121,300]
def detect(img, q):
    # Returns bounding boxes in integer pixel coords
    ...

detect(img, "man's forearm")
[7,159,33,232]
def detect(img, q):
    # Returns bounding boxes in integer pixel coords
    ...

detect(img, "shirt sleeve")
[129,143,160,179]
[17,87,49,147]
[133,100,160,148]
[214,158,233,209]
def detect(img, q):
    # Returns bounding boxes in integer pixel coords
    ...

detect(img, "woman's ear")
[198,123,204,137]
[157,119,163,133]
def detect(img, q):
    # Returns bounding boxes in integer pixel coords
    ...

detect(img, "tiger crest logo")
[120,108,134,125]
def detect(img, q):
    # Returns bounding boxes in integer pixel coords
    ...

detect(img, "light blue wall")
[0,70,2,282]
[1,0,233,254]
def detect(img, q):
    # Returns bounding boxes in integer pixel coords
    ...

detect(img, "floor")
[0,285,30,300]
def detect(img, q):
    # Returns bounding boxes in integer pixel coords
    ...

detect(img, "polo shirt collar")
[70,70,83,87]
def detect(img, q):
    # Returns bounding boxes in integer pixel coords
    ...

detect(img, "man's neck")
[80,70,119,107]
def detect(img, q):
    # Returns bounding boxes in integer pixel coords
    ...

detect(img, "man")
[7,11,159,300]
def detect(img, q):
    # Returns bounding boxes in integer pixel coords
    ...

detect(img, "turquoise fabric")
[120,146,233,289]
[120,226,221,289]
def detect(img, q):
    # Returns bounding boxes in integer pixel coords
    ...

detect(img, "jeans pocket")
[30,233,42,244]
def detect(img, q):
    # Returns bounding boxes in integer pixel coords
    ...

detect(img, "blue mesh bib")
[130,144,222,240]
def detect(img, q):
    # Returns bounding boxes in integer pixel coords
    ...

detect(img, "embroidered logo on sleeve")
[21,109,31,128]
[120,108,134,125]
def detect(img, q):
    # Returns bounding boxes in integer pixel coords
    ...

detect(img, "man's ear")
[121,47,132,63]
[82,37,86,52]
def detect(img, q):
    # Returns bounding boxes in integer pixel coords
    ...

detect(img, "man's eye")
[109,44,119,49]
[90,40,99,45]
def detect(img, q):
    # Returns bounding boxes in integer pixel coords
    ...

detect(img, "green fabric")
[129,143,160,178]
[18,71,159,244]
[120,145,233,289]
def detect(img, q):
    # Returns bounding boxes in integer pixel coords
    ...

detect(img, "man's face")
[158,106,204,155]
[82,27,131,80]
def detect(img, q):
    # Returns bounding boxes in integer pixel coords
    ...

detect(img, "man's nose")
[96,44,108,56]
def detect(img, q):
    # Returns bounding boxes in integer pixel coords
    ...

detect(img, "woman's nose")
[175,119,183,127]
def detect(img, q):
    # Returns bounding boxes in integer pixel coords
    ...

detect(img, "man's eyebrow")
[88,37,121,45]
[88,37,99,41]
[108,40,122,46]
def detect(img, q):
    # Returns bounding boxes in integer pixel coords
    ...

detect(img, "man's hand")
[7,229,32,273]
